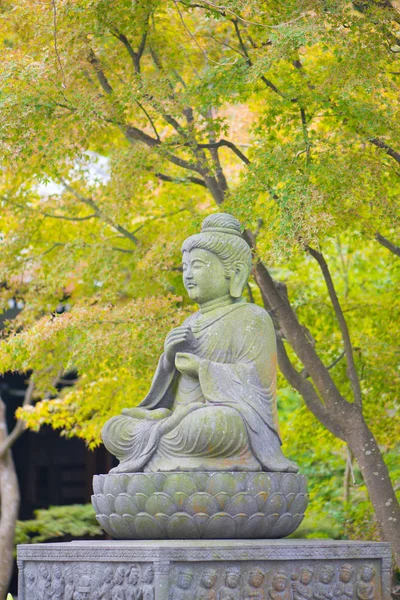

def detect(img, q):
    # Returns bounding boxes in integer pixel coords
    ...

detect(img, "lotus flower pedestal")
[92,471,308,540]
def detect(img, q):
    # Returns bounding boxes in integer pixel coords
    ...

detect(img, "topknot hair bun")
[202,213,242,237]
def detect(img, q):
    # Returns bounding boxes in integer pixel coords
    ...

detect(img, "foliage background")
[0,0,399,545]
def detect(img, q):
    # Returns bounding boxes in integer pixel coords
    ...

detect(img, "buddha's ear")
[230,262,249,299]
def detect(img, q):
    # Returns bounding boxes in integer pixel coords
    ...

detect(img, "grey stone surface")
[17,539,392,600]
[92,472,308,540]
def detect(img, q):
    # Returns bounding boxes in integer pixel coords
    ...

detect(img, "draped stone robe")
[102,300,290,473]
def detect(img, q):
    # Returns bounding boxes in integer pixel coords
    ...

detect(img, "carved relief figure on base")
[196,568,218,600]
[219,567,241,600]
[142,566,155,600]
[102,214,298,476]
[356,565,375,600]
[64,567,75,600]
[313,566,335,600]
[334,565,354,600]
[126,565,143,600]
[73,575,91,600]
[268,571,291,600]
[51,565,65,599]
[113,566,127,600]
[291,567,314,600]
[97,566,114,600]
[169,567,194,600]
[25,568,37,600]
[244,567,265,599]
[38,564,52,600]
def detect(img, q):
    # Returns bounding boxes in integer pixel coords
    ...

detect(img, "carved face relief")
[177,570,193,589]
[272,576,287,592]
[182,249,231,304]
[249,571,264,588]
[299,570,313,585]
[226,573,240,588]
[201,570,217,589]
[320,569,334,584]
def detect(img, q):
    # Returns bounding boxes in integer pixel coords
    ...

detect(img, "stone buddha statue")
[102,213,298,474]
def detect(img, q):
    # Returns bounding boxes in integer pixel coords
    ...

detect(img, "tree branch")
[375,232,400,257]
[0,379,35,459]
[42,212,98,221]
[276,337,346,440]
[198,139,250,164]
[155,172,207,187]
[87,49,113,95]
[306,246,363,407]
[369,138,400,165]
[60,180,139,245]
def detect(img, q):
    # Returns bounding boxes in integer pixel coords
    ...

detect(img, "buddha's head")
[181,213,252,305]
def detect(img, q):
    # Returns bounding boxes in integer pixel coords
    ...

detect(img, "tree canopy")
[0,0,399,558]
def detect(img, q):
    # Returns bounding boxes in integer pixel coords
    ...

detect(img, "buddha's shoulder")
[239,302,272,321]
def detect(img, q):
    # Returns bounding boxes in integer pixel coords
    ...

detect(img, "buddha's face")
[182,249,231,304]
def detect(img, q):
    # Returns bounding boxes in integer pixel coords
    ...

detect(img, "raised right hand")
[164,325,197,364]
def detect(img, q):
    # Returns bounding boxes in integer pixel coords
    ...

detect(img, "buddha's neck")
[199,294,237,314]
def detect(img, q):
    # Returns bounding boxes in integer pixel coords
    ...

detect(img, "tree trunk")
[0,399,20,600]
[344,411,400,565]
[250,254,400,566]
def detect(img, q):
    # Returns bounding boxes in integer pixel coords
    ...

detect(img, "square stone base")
[17,539,392,599]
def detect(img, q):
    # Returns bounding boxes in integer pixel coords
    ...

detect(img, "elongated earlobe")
[230,263,248,298]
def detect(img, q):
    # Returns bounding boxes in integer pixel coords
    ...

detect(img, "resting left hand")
[175,352,201,378]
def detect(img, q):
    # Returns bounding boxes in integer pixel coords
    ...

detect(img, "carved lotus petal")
[153,513,169,535]
[203,513,236,539]
[290,513,306,531]
[145,492,176,516]
[184,493,219,516]
[132,493,149,511]
[167,513,199,539]
[255,491,269,509]
[127,475,156,497]
[225,493,258,517]
[134,513,165,539]
[270,513,295,538]
[147,472,168,490]
[162,473,197,496]
[103,474,129,495]
[95,494,115,515]
[289,494,308,514]
[282,473,301,495]
[263,492,287,516]
[192,512,210,533]
[215,492,231,510]
[171,492,189,510]
[95,515,114,537]
[121,514,138,538]
[205,473,238,496]
[233,472,251,493]
[233,513,249,534]
[189,472,209,491]
[249,473,272,495]
[239,514,270,539]
[91,495,100,514]
[265,513,279,529]
[92,475,105,495]
[285,493,295,509]
[114,493,139,517]
[109,514,131,539]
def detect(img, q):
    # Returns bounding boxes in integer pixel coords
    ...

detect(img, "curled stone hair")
[181,213,252,278]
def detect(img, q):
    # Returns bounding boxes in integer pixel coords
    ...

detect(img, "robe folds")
[102,300,294,473]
